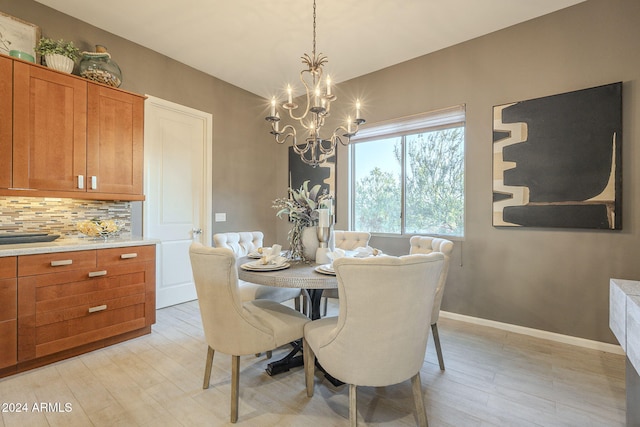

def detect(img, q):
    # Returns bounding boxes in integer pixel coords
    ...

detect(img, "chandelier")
[265,0,365,167]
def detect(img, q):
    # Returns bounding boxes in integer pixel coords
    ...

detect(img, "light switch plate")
[215,213,226,222]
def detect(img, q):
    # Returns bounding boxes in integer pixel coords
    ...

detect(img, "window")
[351,105,465,237]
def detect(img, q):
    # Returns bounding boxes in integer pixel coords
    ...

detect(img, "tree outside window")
[352,124,464,237]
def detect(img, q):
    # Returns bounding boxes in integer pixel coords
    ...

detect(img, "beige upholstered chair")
[189,242,310,423]
[409,235,454,371]
[321,230,371,316]
[333,230,372,251]
[303,253,444,426]
[213,231,302,308]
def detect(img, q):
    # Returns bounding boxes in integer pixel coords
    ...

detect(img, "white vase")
[301,226,319,261]
[45,54,74,73]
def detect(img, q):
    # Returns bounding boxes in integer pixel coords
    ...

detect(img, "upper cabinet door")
[87,84,144,195]
[13,62,87,191]
[0,56,12,189]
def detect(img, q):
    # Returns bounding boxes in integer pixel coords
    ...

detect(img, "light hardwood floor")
[0,300,625,426]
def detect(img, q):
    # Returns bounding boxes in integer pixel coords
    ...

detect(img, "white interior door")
[143,95,212,309]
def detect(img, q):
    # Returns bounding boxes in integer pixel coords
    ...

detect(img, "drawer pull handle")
[120,253,138,259]
[88,304,107,313]
[88,270,107,278]
[51,259,73,267]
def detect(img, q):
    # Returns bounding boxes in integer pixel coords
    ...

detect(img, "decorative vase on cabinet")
[79,45,122,87]
[44,54,74,73]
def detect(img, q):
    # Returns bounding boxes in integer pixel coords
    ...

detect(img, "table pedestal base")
[266,342,303,375]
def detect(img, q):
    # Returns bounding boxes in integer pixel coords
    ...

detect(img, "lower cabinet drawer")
[35,303,147,358]
[18,250,96,276]
[18,257,154,361]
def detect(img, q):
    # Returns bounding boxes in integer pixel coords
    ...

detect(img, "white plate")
[315,264,335,275]
[240,261,290,271]
[247,253,262,259]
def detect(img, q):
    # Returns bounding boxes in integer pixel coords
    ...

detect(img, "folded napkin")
[354,246,383,257]
[260,244,285,265]
[325,248,346,264]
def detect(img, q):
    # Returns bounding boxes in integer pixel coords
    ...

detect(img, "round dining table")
[237,256,338,377]
[237,256,337,320]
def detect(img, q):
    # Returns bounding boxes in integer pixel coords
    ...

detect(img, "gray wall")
[5,0,639,344]
[1,0,279,242]
[277,0,640,343]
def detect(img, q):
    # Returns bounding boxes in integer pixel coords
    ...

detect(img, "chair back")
[213,231,263,257]
[409,236,453,324]
[189,242,276,355]
[333,230,371,250]
[321,253,443,387]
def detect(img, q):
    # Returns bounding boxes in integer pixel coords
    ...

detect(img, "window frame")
[349,105,466,238]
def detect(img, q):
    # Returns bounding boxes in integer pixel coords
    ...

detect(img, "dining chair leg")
[203,346,215,389]
[322,297,328,317]
[431,323,445,371]
[230,355,240,423]
[303,338,316,397]
[294,296,301,312]
[349,384,358,426]
[266,350,272,359]
[301,290,311,316]
[411,373,428,427]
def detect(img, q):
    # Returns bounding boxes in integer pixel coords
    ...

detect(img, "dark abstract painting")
[493,82,622,229]
[288,147,336,210]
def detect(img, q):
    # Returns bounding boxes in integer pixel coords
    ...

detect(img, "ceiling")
[34,0,585,99]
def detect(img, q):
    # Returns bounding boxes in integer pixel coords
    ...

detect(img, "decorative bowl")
[77,218,123,239]
[9,50,35,63]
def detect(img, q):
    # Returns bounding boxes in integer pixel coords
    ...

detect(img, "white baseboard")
[440,311,625,355]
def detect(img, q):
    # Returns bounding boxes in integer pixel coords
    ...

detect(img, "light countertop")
[0,236,159,257]
[610,278,640,371]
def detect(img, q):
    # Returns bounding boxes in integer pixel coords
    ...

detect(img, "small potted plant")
[35,37,80,74]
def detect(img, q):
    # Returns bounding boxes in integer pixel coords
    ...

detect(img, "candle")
[314,87,321,108]
[347,115,352,133]
[318,208,329,228]
[287,85,293,104]
[326,76,332,96]
[355,100,361,121]
[270,97,276,116]
[274,112,280,132]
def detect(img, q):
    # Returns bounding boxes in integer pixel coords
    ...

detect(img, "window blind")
[352,104,466,143]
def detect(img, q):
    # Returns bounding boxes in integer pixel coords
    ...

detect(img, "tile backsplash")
[0,197,131,238]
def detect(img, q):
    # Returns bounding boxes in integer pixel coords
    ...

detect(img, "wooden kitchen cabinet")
[0,257,17,369]
[87,84,144,195]
[15,245,155,366]
[13,61,88,192]
[4,55,145,200]
[0,56,13,189]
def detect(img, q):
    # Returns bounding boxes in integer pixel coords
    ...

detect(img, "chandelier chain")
[312,0,317,60]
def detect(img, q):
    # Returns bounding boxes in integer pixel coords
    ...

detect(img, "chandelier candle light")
[265,0,365,167]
